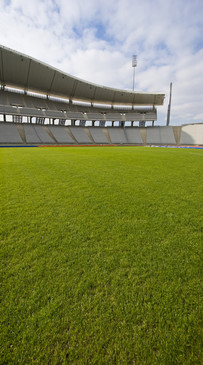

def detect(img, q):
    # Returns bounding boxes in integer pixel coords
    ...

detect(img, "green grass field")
[0,146,202,364]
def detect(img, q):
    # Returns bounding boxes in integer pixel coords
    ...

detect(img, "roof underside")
[0,45,165,106]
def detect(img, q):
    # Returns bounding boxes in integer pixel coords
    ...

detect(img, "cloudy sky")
[0,0,202,125]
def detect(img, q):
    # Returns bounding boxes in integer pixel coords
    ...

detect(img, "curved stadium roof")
[0,45,165,106]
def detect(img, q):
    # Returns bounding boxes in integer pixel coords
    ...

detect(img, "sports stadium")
[0,45,202,146]
[1,45,202,364]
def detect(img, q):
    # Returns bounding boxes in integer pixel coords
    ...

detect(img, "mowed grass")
[0,146,202,364]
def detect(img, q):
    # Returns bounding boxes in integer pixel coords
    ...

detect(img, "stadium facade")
[0,45,202,146]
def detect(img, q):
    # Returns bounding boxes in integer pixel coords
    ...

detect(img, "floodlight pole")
[133,67,135,91]
[132,55,137,91]
[166,82,172,126]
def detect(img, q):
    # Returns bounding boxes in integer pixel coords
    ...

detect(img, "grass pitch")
[0,146,202,364]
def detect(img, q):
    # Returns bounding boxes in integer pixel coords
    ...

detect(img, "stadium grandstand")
[0,45,202,146]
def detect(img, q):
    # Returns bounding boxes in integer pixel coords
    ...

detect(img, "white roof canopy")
[0,45,165,106]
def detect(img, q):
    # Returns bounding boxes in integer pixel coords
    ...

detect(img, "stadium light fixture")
[132,55,137,91]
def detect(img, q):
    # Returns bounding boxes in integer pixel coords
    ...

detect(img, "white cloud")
[0,0,202,126]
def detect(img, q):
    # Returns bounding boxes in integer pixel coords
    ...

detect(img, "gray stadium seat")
[48,126,75,144]
[44,110,65,118]
[19,107,45,117]
[146,126,176,144]
[23,124,41,143]
[0,123,23,143]
[69,127,92,143]
[33,125,54,143]
[88,127,109,143]
[23,124,51,143]
[108,127,127,144]
[124,128,143,143]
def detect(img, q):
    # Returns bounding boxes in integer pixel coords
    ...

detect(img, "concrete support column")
[139,121,146,127]
[99,121,105,127]
[59,119,65,126]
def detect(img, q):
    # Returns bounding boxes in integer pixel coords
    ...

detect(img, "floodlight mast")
[166,82,172,126]
[132,55,137,91]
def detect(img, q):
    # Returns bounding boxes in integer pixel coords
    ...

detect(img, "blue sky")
[0,0,203,125]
